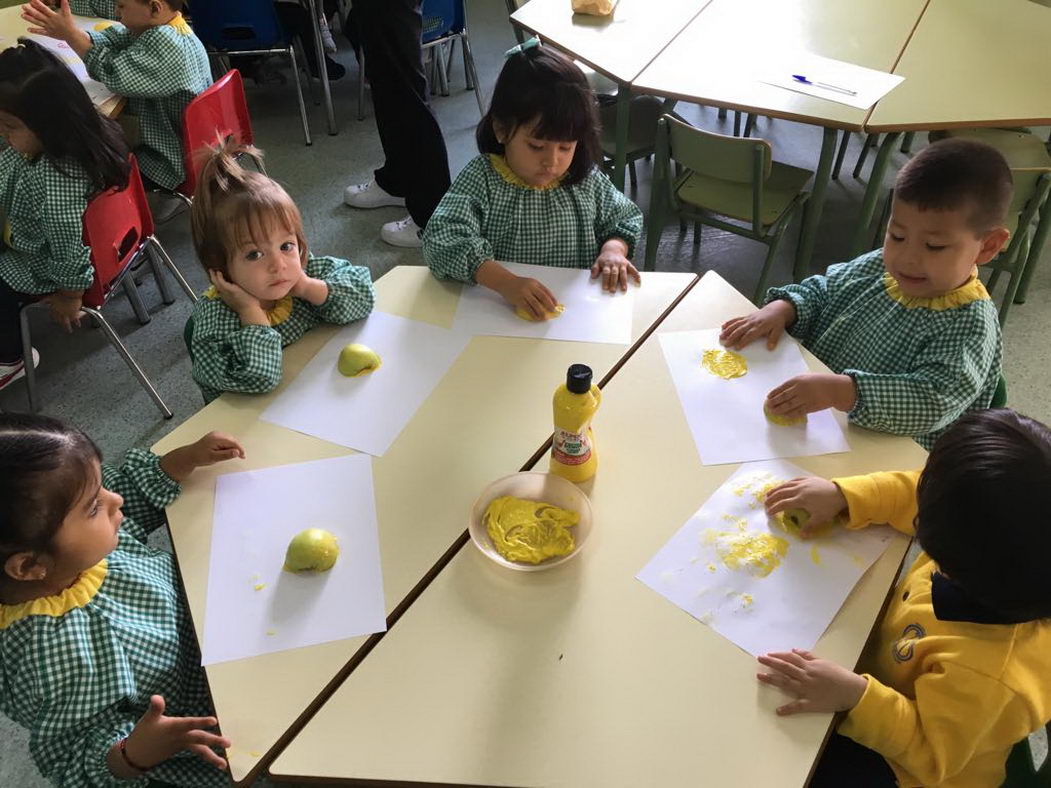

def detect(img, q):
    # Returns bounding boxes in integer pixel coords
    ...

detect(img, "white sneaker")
[343,180,405,209]
[380,216,423,248]
[0,347,39,391]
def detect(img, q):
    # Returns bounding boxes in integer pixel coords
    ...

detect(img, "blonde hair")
[190,136,308,276]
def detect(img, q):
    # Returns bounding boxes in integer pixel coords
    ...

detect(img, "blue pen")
[791,74,857,96]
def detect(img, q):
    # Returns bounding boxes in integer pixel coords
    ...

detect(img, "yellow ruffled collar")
[0,560,107,630]
[488,154,563,191]
[168,12,192,35]
[203,287,294,325]
[882,271,990,311]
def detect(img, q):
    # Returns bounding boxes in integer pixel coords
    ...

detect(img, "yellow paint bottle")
[550,364,601,483]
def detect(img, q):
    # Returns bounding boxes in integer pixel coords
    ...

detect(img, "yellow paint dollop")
[515,303,565,322]
[764,403,807,426]
[704,528,788,577]
[485,495,579,565]
[701,349,748,379]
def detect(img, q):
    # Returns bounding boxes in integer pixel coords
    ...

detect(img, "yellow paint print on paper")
[701,349,748,380]
[704,528,789,578]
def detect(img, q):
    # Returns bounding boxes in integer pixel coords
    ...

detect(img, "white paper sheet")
[757,51,904,110]
[260,311,469,456]
[203,455,386,665]
[23,16,118,109]
[451,262,635,345]
[658,328,849,465]
[637,460,901,656]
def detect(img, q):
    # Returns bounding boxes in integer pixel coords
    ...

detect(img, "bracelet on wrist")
[119,737,151,773]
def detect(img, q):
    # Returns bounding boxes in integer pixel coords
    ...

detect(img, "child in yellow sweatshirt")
[760,408,1051,787]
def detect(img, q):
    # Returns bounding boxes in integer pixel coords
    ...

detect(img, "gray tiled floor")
[1,0,1048,784]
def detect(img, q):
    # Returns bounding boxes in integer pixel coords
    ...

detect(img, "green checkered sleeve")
[69,0,117,19]
[190,297,284,401]
[594,171,642,257]
[846,304,1001,446]
[85,25,194,98]
[41,166,94,291]
[423,157,495,283]
[309,255,376,323]
[101,449,181,541]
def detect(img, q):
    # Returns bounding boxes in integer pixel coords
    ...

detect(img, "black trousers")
[0,278,32,364]
[809,733,898,787]
[354,0,450,228]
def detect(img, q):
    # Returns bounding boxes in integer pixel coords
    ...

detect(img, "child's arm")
[40,166,94,330]
[293,256,376,325]
[592,173,643,292]
[423,161,495,285]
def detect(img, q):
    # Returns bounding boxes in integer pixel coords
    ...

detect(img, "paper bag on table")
[572,0,617,16]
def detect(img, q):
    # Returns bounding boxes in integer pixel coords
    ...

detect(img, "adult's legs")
[354,0,450,228]
[273,2,345,80]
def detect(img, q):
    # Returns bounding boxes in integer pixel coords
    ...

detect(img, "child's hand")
[765,373,857,419]
[764,477,847,538]
[288,268,329,306]
[591,240,640,293]
[501,275,559,319]
[160,431,245,482]
[122,695,231,772]
[720,299,797,350]
[757,649,868,715]
[23,0,85,51]
[43,291,83,333]
[209,270,268,326]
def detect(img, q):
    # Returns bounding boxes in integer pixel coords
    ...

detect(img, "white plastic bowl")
[468,471,593,572]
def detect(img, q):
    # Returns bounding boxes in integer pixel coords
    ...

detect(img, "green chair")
[644,114,813,302]
[183,315,196,364]
[1002,722,1051,787]
[599,95,678,192]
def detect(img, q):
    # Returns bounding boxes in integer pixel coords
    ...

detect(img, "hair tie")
[504,36,540,58]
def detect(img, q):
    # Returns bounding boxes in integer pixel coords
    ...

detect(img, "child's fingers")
[589,261,601,279]
[629,264,641,285]
[536,283,558,311]
[184,729,231,749]
[766,324,783,350]
[171,714,218,731]
[618,266,629,292]
[792,648,816,660]
[212,448,243,462]
[756,671,792,690]
[187,743,229,769]
[756,654,806,681]
[777,699,810,716]
[523,293,546,319]
[769,650,810,670]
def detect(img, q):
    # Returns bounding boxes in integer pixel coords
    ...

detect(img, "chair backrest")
[422,0,457,42]
[81,157,153,310]
[180,69,254,197]
[998,168,1051,264]
[186,0,288,51]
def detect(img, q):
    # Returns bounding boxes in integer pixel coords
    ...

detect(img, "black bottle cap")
[566,364,593,394]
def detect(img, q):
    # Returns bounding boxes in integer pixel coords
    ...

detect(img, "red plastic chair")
[178,68,256,198]
[19,158,196,419]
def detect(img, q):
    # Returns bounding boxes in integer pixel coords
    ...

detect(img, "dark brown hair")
[918,409,1051,621]
[190,136,308,275]
[476,45,601,187]
[0,414,101,565]
[895,139,1013,233]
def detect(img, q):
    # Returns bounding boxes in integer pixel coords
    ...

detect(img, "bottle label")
[552,427,591,466]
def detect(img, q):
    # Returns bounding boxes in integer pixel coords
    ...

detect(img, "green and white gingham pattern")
[0,449,229,788]
[85,20,212,190]
[69,0,118,19]
[191,255,376,403]
[423,154,643,283]
[766,249,1002,449]
[0,147,94,294]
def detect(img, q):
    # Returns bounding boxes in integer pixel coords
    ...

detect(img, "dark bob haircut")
[917,408,1051,621]
[476,44,601,187]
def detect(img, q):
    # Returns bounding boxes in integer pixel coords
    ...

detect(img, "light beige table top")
[633,0,928,131]
[269,270,928,787]
[510,0,710,85]
[0,6,124,117]
[153,266,696,784]
[866,0,1051,132]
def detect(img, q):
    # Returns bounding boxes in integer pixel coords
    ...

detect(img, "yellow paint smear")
[485,495,578,564]
[810,545,822,565]
[701,349,748,379]
[515,303,565,322]
[707,563,717,573]
[764,403,808,427]
[704,528,788,578]
[740,593,754,607]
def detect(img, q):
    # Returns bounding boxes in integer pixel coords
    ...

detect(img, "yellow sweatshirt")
[832,470,1051,787]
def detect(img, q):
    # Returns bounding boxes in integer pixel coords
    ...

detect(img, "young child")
[423,39,643,320]
[189,139,376,403]
[0,39,130,391]
[720,139,1010,449]
[67,0,117,18]
[759,408,1051,786]
[0,413,245,785]
[24,0,213,191]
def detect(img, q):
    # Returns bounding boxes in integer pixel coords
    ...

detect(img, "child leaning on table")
[24,0,212,190]
[759,408,1051,788]
[188,139,375,403]
[0,413,245,786]
[423,38,643,319]
[720,139,1010,449]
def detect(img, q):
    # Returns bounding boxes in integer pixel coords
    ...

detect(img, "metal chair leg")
[18,305,38,412]
[900,131,916,154]
[853,133,879,179]
[733,111,742,137]
[82,307,172,419]
[693,221,702,247]
[461,34,484,116]
[146,248,175,306]
[287,45,312,146]
[123,277,151,325]
[147,236,197,302]
[628,160,637,192]
[718,108,727,120]
[358,50,367,121]
[743,113,756,138]
[832,130,851,180]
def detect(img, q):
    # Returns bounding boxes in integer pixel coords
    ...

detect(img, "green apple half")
[338,343,382,377]
[283,528,340,573]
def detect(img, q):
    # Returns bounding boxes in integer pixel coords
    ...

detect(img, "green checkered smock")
[0,449,228,788]
[0,147,94,294]
[69,0,117,19]
[423,154,643,283]
[766,249,1002,450]
[84,15,212,190]
[190,255,376,403]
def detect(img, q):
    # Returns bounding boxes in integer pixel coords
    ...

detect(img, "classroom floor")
[1,1,1048,784]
